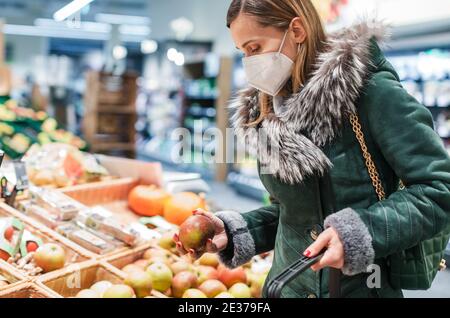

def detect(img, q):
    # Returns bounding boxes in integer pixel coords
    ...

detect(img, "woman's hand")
[303,227,344,272]
[173,209,229,259]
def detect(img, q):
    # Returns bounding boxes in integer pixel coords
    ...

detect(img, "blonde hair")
[227,0,326,126]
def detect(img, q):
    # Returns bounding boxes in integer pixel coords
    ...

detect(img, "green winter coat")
[216,22,450,298]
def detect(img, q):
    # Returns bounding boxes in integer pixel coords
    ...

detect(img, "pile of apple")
[117,229,268,298]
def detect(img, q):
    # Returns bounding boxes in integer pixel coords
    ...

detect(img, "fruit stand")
[0,145,272,299]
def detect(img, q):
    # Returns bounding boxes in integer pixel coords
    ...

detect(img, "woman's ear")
[290,17,306,44]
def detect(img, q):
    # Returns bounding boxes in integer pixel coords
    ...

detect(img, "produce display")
[0,99,87,159]
[0,150,273,298]
[22,143,111,188]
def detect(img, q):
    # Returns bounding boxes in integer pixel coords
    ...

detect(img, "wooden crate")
[0,203,95,279]
[0,282,62,298]
[39,260,125,298]
[0,260,27,291]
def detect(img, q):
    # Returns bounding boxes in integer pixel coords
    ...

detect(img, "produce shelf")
[0,281,62,298]
[39,260,125,298]
[0,203,95,279]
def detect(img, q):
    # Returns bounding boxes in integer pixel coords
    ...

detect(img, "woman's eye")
[250,46,260,53]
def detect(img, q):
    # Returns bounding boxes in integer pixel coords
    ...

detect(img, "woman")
[174,0,450,298]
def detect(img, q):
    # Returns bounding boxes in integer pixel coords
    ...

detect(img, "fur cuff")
[324,208,375,276]
[215,211,256,268]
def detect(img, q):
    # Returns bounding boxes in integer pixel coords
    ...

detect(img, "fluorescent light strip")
[53,0,95,22]
[3,24,146,42]
[95,13,151,25]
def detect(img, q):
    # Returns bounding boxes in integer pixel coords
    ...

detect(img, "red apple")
[178,215,215,253]
[218,265,247,288]
[4,226,14,241]
[196,265,219,285]
[26,241,39,253]
[172,271,198,298]
[198,279,227,298]
[0,249,10,261]
[33,243,66,273]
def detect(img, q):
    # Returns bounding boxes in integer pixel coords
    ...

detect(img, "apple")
[146,262,173,292]
[90,281,113,297]
[215,292,235,298]
[143,248,171,260]
[248,273,267,298]
[196,265,219,285]
[197,253,220,268]
[122,264,143,274]
[170,261,192,275]
[33,243,66,273]
[133,259,150,270]
[124,270,153,298]
[4,226,14,241]
[0,249,10,261]
[147,256,172,267]
[103,284,136,298]
[228,283,251,298]
[158,231,176,251]
[217,265,247,288]
[172,271,198,298]
[198,279,227,298]
[182,289,207,298]
[178,215,215,253]
[76,289,100,298]
[26,242,39,253]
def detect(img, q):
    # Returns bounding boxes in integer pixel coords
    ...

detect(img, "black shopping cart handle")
[266,250,326,298]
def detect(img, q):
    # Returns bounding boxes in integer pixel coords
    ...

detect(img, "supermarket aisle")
[207,182,450,298]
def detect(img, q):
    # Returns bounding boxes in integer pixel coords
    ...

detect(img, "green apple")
[146,262,173,292]
[228,283,251,298]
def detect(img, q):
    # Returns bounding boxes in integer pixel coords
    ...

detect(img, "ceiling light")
[167,48,178,61]
[141,40,158,54]
[113,45,128,60]
[53,0,94,22]
[119,24,151,36]
[170,17,194,41]
[174,52,185,66]
[95,13,150,25]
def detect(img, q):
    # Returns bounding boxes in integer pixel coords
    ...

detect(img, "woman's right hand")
[173,209,228,259]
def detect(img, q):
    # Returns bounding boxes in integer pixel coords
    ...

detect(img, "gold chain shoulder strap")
[349,113,405,201]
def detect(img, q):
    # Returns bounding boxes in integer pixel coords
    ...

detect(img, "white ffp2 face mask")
[242,31,294,97]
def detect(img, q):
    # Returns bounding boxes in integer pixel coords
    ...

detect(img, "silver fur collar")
[230,21,389,185]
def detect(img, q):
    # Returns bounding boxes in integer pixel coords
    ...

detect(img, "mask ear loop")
[277,30,290,56]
